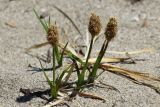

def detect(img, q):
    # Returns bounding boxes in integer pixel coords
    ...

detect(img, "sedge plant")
[77,13,102,89]
[88,17,118,83]
[28,9,160,104]
[33,9,118,99]
[34,9,74,99]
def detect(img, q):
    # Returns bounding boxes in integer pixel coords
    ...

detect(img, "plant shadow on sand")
[16,88,51,103]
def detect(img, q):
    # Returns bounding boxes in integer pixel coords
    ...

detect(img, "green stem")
[55,46,61,65]
[78,37,94,87]
[88,39,109,83]
[83,37,94,72]
[52,45,59,99]
[52,46,56,84]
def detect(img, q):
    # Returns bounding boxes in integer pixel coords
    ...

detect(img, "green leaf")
[67,52,84,65]
[56,64,72,87]
[48,16,51,27]
[33,9,48,33]
[53,5,82,36]
[63,64,74,83]
[51,84,58,98]
[59,42,68,66]
[39,59,53,88]
[44,19,49,28]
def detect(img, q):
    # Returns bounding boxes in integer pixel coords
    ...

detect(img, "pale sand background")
[0,0,160,107]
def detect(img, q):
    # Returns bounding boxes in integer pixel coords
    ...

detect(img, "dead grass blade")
[52,4,82,36]
[57,91,69,99]
[100,63,160,94]
[101,63,160,80]
[102,48,154,55]
[88,57,129,63]
[43,99,65,107]
[26,42,49,52]
[78,92,106,102]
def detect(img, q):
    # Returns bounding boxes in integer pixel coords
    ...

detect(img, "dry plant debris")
[5,20,17,28]
[22,7,160,106]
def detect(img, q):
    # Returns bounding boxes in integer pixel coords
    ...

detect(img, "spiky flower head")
[88,13,102,37]
[47,24,59,46]
[104,17,118,41]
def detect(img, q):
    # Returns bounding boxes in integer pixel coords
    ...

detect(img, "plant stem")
[88,39,109,83]
[55,46,61,65]
[52,46,56,84]
[78,37,94,87]
[52,45,59,99]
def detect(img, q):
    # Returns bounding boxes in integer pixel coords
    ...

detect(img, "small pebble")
[40,8,49,19]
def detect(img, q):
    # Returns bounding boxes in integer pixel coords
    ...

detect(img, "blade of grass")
[57,91,68,98]
[59,42,68,66]
[56,64,72,87]
[48,16,51,27]
[43,99,65,107]
[58,42,82,59]
[88,57,130,64]
[33,9,48,33]
[39,58,53,88]
[67,51,84,65]
[25,42,49,52]
[52,4,82,36]
[63,64,74,83]
[100,63,150,76]
[72,58,80,76]
[100,63,160,94]
[78,92,106,101]
[100,48,154,55]
[44,19,49,28]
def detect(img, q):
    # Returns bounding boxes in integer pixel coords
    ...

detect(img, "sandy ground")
[0,0,160,107]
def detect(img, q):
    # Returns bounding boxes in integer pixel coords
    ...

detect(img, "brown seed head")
[47,25,59,46]
[104,17,118,41]
[88,13,101,37]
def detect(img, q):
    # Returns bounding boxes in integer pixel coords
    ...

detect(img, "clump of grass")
[34,9,70,99]
[31,10,117,99]
[24,8,160,106]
